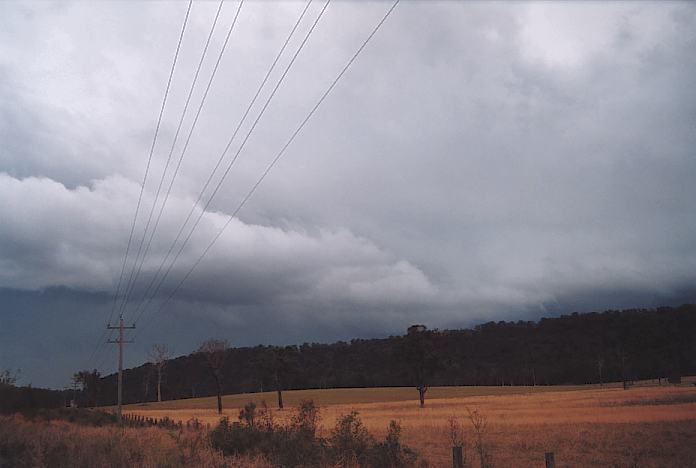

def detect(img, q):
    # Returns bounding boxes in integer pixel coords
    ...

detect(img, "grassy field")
[0,414,269,467]
[124,380,696,467]
[125,384,606,411]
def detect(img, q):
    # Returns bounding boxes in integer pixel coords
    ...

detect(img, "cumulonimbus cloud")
[0,172,438,310]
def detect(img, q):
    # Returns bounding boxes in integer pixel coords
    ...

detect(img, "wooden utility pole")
[107,316,135,425]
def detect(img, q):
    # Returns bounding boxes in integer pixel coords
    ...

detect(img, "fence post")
[545,452,555,468]
[452,446,464,468]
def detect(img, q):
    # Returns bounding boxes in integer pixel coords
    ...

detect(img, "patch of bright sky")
[518,2,673,69]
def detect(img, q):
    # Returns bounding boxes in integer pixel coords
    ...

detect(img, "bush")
[23,407,118,426]
[210,402,419,468]
[330,411,374,467]
[239,402,257,428]
[368,420,418,468]
[210,417,266,457]
[0,383,65,414]
[210,402,326,468]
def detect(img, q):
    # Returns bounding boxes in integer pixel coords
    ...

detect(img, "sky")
[1,1,695,389]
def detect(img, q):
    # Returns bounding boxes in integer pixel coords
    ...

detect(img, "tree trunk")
[277,388,284,409]
[452,446,464,468]
[418,385,427,408]
[275,372,284,409]
[215,377,223,414]
[157,370,162,403]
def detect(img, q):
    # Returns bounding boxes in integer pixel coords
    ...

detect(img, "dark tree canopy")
[98,305,696,405]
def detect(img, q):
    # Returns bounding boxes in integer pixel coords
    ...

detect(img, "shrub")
[25,407,118,426]
[239,402,257,428]
[210,417,267,457]
[291,399,320,435]
[209,401,419,468]
[330,411,374,467]
[368,420,418,468]
[210,401,326,467]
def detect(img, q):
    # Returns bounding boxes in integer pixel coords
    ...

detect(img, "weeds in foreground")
[0,414,269,467]
[466,407,491,468]
[210,399,419,467]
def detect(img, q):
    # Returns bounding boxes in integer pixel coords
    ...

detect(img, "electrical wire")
[82,0,193,371]
[130,0,324,325]
[134,0,400,340]
[118,0,244,321]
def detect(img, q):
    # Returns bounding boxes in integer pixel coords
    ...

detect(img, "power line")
[83,0,192,371]
[106,0,193,329]
[118,1,241,321]
[134,0,400,338]
[133,0,329,326]
[118,0,243,321]
[127,0,314,324]
[129,0,322,325]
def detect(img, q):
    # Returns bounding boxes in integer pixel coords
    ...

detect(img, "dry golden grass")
[125,381,696,467]
[0,414,271,468]
[124,384,608,412]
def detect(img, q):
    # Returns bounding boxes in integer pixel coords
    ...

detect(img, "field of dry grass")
[124,381,696,467]
[0,414,271,467]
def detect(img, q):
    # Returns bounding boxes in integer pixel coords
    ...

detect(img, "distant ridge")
[98,304,696,406]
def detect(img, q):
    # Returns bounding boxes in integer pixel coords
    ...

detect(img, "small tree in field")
[149,343,169,402]
[400,326,439,408]
[256,346,298,409]
[198,339,229,414]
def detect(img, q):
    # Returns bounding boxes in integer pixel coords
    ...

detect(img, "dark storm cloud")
[1,1,695,387]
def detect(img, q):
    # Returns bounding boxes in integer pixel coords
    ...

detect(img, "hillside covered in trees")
[94,305,695,406]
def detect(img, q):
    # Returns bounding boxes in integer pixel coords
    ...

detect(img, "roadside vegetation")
[210,400,419,467]
[0,413,265,468]
[0,400,421,468]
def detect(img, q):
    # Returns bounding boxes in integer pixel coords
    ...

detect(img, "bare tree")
[198,339,229,414]
[149,344,169,403]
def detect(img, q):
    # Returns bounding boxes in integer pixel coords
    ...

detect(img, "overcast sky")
[1,0,695,388]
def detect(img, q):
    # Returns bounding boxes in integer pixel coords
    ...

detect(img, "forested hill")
[99,305,696,406]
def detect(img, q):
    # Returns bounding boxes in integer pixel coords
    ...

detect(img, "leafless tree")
[198,339,229,414]
[466,407,491,468]
[149,344,169,403]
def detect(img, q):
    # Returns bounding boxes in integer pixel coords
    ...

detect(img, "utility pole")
[107,315,135,425]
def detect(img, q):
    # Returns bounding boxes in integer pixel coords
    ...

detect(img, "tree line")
[78,304,694,408]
